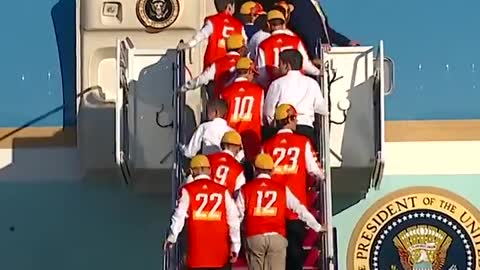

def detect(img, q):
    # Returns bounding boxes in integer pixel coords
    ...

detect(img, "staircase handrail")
[315,39,335,270]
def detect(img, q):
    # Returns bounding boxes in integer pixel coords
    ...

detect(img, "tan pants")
[246,234,288,270]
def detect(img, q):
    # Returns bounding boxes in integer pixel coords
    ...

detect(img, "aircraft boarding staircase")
[114,39,392,270]
[163,40,337,270]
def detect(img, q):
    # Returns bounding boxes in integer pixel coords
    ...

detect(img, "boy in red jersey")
[255,10,320,89]
[235,153,324,270]
[221,57,264,162]
[178,0,247,70]
[164,155,241,270]
[261,104,324,270]
[181,35,248,98]
[208,131,246,195]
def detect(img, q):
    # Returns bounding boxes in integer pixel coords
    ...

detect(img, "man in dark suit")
[289,0,359,56]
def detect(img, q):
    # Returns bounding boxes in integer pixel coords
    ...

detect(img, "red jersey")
[262,130,313,219]
[239,175,288,237]
[204,12,244,69]
[221,78,264,161]
[256,31,307,88]
[212,52,241,98]
[182,178,231,268]
[208,151,245,194]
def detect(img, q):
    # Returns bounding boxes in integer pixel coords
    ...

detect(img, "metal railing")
[115,38,134,185]
[315,39,336,270]
[164,41,188,270]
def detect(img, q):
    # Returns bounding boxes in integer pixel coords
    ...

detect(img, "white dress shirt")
[255,29,321,88]
[185,150,246,192]
[263,71,328,127]
[167,174,241,254]
[266,129,325,180]
[183,118,233,158]
[186,19,248,49]
[182,118,245,165]
[183,52,241,90]
[235,173,322,233]
[248,30,270,60]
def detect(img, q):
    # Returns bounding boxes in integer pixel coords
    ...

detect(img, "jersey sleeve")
[304,140,325,180]
[167,188,190,243]
[225,190,241,254]
[298,41,321,76]
[234,189,246,222]
[234,172,246,193]
[187,19,214,48]
[255,46,269,88]
[184,64,216,89]
[285,187,322,232]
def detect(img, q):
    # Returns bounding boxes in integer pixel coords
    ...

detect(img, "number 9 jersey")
[207,150,246,195]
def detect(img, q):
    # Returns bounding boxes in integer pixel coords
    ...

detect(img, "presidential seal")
[348,187,480,270]
[136,0,180,31]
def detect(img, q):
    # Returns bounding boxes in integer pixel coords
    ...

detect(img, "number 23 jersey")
[261,129,323,209]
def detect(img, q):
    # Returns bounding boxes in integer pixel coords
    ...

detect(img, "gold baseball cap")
[267,10,285,21]
[254,153,275,170]
[190,155,210,169]
[274,104,298,120]
[226,34,245,50]
[240,1,265,15]
[236,57,253,69]
[221,130,242,145]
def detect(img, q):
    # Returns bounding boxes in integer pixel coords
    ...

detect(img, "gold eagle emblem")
[393,225,451,270]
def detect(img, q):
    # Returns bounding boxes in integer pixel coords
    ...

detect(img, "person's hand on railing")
[177,143,187,156]
[349,40,360,46]
[229,251,238,263]
[318,224,328,233]
[176,85,189,94]
[177,42,190,51]
[164,239,174,250]
[322,43,331,52]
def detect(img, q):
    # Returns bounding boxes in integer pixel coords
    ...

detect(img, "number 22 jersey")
[172,176,241,268]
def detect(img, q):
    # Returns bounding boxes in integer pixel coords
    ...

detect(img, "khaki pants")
[246,234,288,270]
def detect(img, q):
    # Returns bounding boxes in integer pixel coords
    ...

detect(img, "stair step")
[304,247,320,267]
[233,267,319,270]
[233,256,248,267]
[303,228,320,247]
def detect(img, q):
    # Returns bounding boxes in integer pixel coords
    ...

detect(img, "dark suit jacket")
[288,0,351,58]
